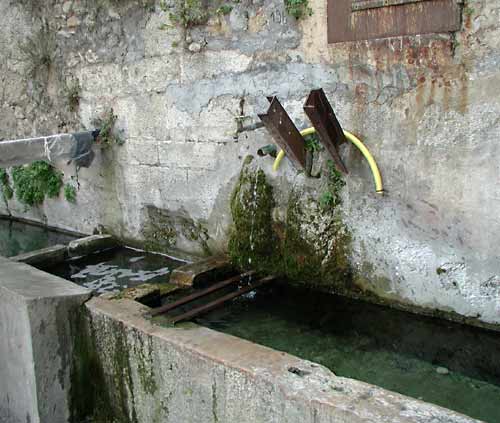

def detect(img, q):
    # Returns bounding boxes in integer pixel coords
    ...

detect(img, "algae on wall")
[228,156,280,272]
[141,204,212,256]
[228,157,352,291]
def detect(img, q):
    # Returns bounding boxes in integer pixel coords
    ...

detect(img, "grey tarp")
[0,130,97,168]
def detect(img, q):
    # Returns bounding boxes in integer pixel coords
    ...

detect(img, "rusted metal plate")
[259,97,307,170]
[303,89,348,174]
[328,0,462,43]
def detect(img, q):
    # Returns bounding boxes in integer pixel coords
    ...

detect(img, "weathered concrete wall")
[0,0,499,325]
[83,296,479,423]
[0,256,91,423]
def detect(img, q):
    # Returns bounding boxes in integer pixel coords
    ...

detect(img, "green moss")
[179,216,211,256]
[227,160,352,290]
[134,335,158,396]
[142,205,212,255]
[228,163,280,273]
[216,4,233,15]
[11,161,63,208]
[0,168,13,200]
[166,0,209,27]
[142,205,177,253]
[112,323,138,423]
[70,309,113,423]
[284,0,312,19]
[64,183,77,203]
[281,190,352,289]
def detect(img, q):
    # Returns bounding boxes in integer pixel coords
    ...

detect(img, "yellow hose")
[272,128,384,194]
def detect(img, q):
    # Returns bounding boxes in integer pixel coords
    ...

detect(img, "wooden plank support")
[303,89,348,174]
[258,97,307,170]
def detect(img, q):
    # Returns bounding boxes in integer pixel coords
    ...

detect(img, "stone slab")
[68,234,119,257]
[0,256,91,423]
[10,244,68,268]
[170,255,234,287]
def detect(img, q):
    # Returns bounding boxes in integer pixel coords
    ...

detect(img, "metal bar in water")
[150,271,256,317]
[170,275,276,324]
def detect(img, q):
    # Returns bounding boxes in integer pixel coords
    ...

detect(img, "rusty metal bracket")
[150,271,255,317]
[170,275,276,324]
[258,97,306,170]
[303,89,348,174]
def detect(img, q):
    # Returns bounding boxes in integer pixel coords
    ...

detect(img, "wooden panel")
[328,0,462,43]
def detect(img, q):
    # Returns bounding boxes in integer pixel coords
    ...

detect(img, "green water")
[0,217,78,257]
[196,283,500,422]
[44,247,184,294]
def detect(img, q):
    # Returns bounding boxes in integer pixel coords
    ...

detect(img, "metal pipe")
[257,144,278,157]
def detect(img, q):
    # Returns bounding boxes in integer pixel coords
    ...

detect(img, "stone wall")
[0,0,499,326]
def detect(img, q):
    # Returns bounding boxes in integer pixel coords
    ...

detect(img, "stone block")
[170,255,233,286]
[0,257,91,423]
[10,244,68,268]
[68,234,119,257]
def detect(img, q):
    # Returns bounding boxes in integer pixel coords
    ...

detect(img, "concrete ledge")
[0,256,91,423]
[85,297,479,423]
[10,244,68,267]
[68,234,119,257]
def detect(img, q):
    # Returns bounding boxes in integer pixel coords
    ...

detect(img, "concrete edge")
[87,297,480,423]
[10,244,68,267]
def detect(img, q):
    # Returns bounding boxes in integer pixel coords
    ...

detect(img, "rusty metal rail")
[303,88,348,174]
[150,271,256,317]
[258,97,306,170]
[169,275,276,324]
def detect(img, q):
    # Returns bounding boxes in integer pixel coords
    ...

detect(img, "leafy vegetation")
[64,183,77,203]
[216,4,233,15]
[19,24,55,78]
[284,0,312,19]
[92,108,124,147]
[319,160,345,210]
[11,161,63,208]
[304,133,322,153]
[160,0,233,28]
[66,80,81,112]
[161,0,208,27]
[0,169,14,200]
